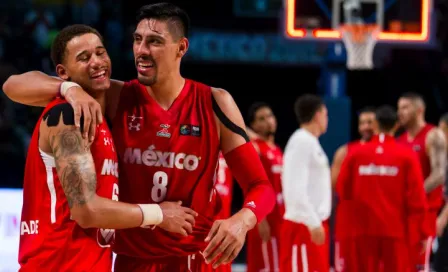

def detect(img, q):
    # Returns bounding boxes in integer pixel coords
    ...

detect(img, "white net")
[341,24,379,70]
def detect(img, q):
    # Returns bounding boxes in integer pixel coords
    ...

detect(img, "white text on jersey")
[123,145,200,171]
[358,164,399,176]
[20,220,39,235]
[101,159,119,178]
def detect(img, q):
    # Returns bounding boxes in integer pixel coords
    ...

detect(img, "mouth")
[90,70,108,81]
[136,61,155,74]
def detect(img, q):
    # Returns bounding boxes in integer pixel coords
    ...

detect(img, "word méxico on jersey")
[123,145,200,171]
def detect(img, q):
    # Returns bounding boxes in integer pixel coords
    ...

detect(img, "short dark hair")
[358,106,376,116]
[400,92,425,106]
[136,3,190,40]
[440,113,448,125]
[51,24,103,67]
[247,102,270,124]
[294,94,325,125]
[375,105,397,131]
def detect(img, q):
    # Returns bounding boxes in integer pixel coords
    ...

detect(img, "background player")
[331,107,375,271]
[245,102,283,272]
[3,3,276,271]
[337,105,428,272]
[434,113,448,272]
[281,94,331,272]
[16,24,196,271]
[397,92,447,272]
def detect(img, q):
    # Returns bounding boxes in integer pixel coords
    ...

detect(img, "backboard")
[285,0,432,43]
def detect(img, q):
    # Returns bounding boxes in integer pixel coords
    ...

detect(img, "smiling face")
[133,19,188,86]
[55,33,111,95]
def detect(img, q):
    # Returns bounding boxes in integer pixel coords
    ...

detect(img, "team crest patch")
[180,124,191,136]
[192,125,201,137]
[157,124,171,138]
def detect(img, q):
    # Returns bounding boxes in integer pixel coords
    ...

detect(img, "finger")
[225,247,240,265]
[213,241,235,269]
[182,207,199,217]
[183,221,193,234]
[88,107,96,142]
[206,233,231,264]
[74,105,82,128]
[96,104,103,124]
[177,201,182,206]
[205,221,221,242]
[184,213,196,226]
[82,105,91,139]
[203,226,224,259]
[180,228,188,237]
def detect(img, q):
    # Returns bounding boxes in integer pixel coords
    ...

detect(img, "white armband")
[60,81,81,97]
[137,204,163,227]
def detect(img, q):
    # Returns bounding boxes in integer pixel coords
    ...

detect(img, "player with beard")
[331,107,375,271]
[12,25,195,272]
[3,3,275,271]
[396,92,447,272]
[245,102,283,272]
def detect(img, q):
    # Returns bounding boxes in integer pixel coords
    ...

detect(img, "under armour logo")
[100,129,107,135]
[104,138,111,146]
[129,123,141,131]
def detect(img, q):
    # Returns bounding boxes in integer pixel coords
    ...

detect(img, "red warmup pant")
[408,211,436,272]
[246,228,281,272]
[342,236,409,272]
[114,254,231,272]
[279,220,330,272]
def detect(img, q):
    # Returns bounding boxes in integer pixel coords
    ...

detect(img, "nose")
[90,53,103,69]
[135,41,151,58]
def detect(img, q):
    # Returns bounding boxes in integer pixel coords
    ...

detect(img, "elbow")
[70,204,97,229]
[2,75,16,100]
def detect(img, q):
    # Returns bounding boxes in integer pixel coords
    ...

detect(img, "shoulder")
[211,87,233,105]
[285,130,315,151]
[426,127,446,146]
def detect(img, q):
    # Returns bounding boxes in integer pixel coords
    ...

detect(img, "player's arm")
[335,152,354,200]
[42,105,196,234]
[405,151,430,245]
[331,144,348,189]
[203,88,275,268]
[424,128,447,192]
[2,71,124,140]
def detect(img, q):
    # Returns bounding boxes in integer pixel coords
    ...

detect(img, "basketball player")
[280,94,331,272]
[3,3,276,271]
[331,107,375,271]
[14,25,196,271]
[245,102,283,272]
[337,105,428,272]
[434,113,448,272]
[396,92,447,272]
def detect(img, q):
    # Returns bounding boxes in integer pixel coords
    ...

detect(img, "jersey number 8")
[152,171,168,202]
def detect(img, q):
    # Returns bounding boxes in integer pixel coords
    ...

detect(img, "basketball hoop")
[340,24,379,70]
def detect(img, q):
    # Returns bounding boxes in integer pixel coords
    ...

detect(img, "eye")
[149,38,162,45]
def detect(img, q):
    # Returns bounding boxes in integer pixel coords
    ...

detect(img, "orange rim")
[340,24,379,43]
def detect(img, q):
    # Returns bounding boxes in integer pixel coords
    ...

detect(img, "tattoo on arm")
[425,129,447,193]
[49,127,97,208]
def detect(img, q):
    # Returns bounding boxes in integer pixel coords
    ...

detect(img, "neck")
[406,118,426,138]
[88,91,106,115]
[378,130,394,137]
[301,122,322,138]
[146,72,185,110]
[259,134,275,145]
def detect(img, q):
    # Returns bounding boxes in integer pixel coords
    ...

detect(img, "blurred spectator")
[81,0,100,27]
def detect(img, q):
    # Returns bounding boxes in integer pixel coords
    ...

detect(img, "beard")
[138,74,157,86]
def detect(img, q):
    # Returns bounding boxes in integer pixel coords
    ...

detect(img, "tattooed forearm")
[425,129,447,193]
[49,127,97,208]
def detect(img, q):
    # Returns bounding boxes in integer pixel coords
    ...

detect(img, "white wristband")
[137,204,163,227]
[60,82,81,97]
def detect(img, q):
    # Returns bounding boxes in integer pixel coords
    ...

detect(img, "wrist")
[237,208,257,230]
[60,81,81,98]
[137,204,163,227]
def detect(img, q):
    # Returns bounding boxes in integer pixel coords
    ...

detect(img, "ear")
[177,37,189,58]
[56,64,69,80]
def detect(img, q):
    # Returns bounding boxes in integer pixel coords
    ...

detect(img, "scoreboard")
[234,0,283,17]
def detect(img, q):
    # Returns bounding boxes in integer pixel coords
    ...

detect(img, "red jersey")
[397,124,444,212]
[337,134,428,239]
[335,140,364,240]
[19,99,118,271]
[216,153,233,219]
[112,79,221,259]
[252,139,284,235]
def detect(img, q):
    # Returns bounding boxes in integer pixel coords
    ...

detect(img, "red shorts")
[114,254,231,272]
[246,228,280,272]
[343,236,409,272]
[279,220,329,272]
[334,238,350,272]
[408,211,436,272]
